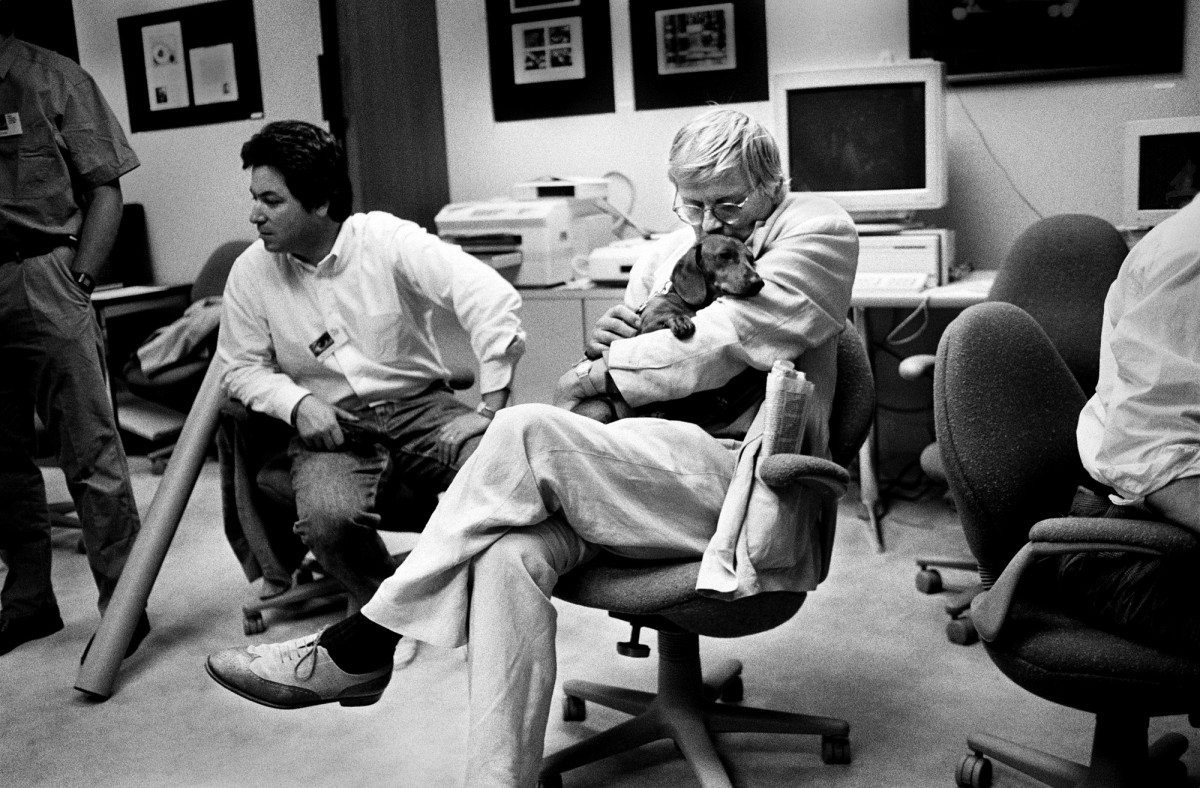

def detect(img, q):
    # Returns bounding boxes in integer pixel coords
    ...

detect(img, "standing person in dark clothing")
[0,7,149,658]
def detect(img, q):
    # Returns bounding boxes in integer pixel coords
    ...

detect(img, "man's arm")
[71,181,124,286]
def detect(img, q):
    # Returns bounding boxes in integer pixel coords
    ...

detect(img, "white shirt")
[1077,196,1200,503]
[218,211,526,424]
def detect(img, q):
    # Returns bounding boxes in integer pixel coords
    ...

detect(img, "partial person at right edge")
[1055,194,1200,657]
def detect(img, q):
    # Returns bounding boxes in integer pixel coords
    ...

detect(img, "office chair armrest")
[972,517,1198,643]
[897,353,936,380]
[1030,516,1200,553]
[758,454,850,499]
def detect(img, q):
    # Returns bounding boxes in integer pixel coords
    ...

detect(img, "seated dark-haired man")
[217,120,526,605]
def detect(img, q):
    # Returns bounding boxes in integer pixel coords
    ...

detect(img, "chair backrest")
[191,240,251,302]
[934,301,1090,582]
[830,320,875,470]
[988,214,1127,398]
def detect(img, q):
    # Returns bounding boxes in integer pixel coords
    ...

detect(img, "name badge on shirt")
[308,326,348,361]
[0,113,23,138]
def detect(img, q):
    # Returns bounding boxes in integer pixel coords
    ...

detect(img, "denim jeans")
[288,384,477,605]
[0,247,141,621]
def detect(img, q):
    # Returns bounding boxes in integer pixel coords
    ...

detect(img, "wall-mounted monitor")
[1123,116,1200,228]
[772,60,948,223]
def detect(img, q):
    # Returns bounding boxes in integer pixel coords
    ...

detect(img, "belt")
[0,236,75,265]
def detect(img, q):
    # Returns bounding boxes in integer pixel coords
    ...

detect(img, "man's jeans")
[288,385,477,606]
[0,248,141,621]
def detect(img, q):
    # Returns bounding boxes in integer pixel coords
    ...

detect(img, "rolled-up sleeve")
[1080,230,1200,500]
[395,226,526,395]
[608,201,857,408]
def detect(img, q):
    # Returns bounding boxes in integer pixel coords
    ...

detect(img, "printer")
[435,197,615,287]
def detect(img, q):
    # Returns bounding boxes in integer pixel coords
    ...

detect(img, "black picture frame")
[908,0,1186,86]
[485,0,614,122]
[629,0,768,111]
[117,0,264,133]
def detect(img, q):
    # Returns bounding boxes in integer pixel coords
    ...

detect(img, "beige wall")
[75,1,1199,281]
[74,0,323,285]
[437,0,1200,271]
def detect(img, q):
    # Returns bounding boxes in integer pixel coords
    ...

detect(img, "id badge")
[0,113,23,138]
[308,326,349,361]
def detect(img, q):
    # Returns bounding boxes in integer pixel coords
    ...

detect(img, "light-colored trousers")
[360,404,738,787]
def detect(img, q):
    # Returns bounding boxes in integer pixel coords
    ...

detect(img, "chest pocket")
[1,113,66,200]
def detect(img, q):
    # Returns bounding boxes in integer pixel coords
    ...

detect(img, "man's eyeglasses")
[672,191,753,226]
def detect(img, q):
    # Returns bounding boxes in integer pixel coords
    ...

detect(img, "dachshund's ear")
[672,246,709,307]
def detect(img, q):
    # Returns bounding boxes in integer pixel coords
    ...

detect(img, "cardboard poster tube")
[75,359,225,700]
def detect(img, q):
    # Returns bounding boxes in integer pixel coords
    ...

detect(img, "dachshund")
[572,234,763,423]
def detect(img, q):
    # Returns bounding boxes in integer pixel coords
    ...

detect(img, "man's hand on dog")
[584,304,641,359]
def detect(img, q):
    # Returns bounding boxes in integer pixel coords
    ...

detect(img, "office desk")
[92,284,192,433]
[850,271,995,550]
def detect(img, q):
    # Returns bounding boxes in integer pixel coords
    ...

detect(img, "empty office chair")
[539,321,875,788]
[935,301,1200,788]
[122,240,249,472]
[902,214,1129,644]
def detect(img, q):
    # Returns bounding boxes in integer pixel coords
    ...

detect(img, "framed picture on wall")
[117,0,264,132]
[630,0,767,111]
[909,0,1186,86]
[486,0,614,121]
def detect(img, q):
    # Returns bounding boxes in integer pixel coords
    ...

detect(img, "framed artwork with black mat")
[629,0,768,111]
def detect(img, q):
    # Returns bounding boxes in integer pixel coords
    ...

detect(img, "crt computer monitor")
[1123,116,1200,227]
[772,60,948,222]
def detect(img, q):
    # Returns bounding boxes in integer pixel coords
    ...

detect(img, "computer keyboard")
[854,272,931,293]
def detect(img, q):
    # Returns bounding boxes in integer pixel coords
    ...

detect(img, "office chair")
[219,367,477,635]
[901,214,1129,645]
[122,240,249,472]
[935,301,1200,788]
[539,321,875,788]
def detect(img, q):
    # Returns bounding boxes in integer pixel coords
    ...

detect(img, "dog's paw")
[668,315,696,338]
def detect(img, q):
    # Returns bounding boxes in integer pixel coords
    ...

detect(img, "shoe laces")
[252,632,322,681]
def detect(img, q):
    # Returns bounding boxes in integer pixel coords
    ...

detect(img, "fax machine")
[435,198,615,287]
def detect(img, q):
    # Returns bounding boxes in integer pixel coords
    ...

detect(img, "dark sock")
[318,612,400,673]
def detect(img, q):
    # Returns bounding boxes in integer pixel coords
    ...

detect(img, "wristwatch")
[476,401,497,420]
[72,270,96,295]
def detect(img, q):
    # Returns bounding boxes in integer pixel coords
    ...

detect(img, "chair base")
[240,551,410,636]
[540,630,850,788]
[915,557,983,646]
[958,715,1189,788]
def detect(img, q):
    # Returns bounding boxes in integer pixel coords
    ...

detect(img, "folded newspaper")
[760,359,814,457]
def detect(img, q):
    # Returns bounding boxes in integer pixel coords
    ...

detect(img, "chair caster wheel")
[946,616,978,646]
[562,694,586,722]
[719,674,744,703]
[243,611,265,636]
[956,753,992,787]
[538,773,562,788]
[821,734,851,764]
[915,567,943,594]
